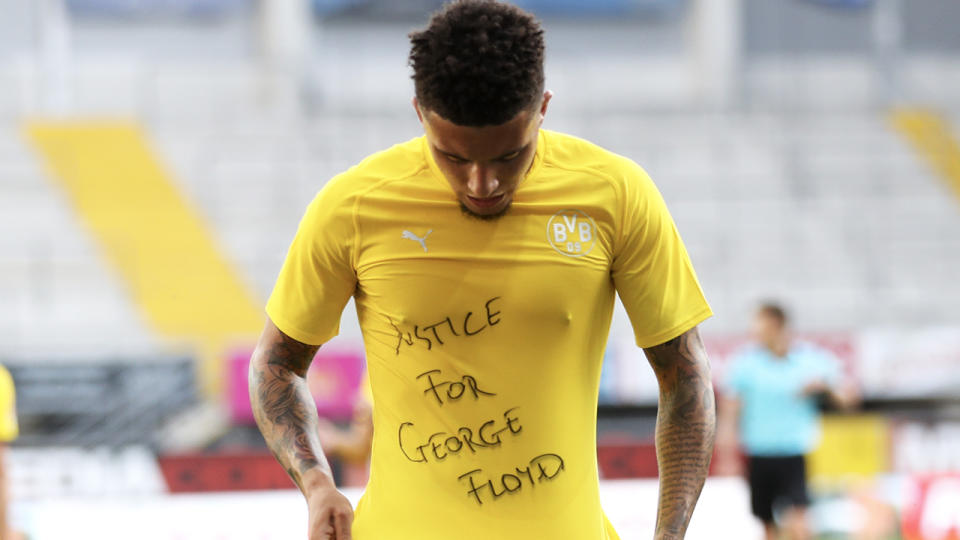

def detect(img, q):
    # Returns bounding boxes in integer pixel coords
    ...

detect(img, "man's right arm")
[249,319,354,539]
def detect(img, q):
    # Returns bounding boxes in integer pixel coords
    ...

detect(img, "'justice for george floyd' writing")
[417,369,496,406]
[398,406,522,463]
[399,364,568,505]
[458,453,565,505]
[389,297,502,355]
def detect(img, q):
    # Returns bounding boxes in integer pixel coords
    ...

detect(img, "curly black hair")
[409,0,545,127]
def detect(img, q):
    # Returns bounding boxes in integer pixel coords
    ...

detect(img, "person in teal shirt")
[717,303,857,540]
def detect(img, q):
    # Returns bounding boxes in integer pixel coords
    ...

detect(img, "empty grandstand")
[0,1,958,538]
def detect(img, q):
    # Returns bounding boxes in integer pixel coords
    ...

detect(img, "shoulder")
[729,344,764,368]
[319,137,429,200]
[344,137,428,183]
[791,340,828,360]
[541,131,662,232]
[306,137,429,212]
[541,130,653,191]
[725,345,762,388]
[792,341,837,367]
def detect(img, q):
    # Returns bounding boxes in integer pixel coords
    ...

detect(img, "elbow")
[247,348,267,389]
[660,367,716,426]
[247,344,280,402]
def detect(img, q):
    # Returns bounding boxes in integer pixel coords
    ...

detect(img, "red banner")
[902,474,960,540]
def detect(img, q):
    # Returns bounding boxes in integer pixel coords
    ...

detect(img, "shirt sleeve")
[610,161,712,348]
[266,176,358,345]
[0,365,18,443]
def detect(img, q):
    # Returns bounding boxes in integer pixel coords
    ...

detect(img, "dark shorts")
[746,454,811,524]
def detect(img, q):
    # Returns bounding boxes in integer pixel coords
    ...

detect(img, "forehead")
[423,108,537,160]
[755,310,781,324]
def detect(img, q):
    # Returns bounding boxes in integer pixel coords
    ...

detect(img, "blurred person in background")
[717,302,859,540]
[316,375,373,486]
[249,1,716,539]
[0,363,19,540]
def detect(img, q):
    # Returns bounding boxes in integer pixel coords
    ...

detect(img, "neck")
[764,336,789,358]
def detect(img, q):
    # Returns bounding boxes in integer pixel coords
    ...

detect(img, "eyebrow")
[435,144,529,162]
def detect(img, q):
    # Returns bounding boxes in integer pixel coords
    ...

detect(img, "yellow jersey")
[0,364,18,443]
[267,129,711,540]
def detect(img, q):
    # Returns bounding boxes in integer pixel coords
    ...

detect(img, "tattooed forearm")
[249,322,330,493]
[643,326,717,540]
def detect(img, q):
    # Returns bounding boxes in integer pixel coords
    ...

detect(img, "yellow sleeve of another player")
[266,176,359,346]
[0,364,19,442]
[610,162,712,348]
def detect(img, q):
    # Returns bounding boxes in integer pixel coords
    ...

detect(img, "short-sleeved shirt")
[725,342,841,457]
[0,364,18,443]
[267,129,711,540]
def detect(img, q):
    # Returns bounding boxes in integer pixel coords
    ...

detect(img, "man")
[717,303,857,540]
[249,2,715,539]
[315,374,374,486]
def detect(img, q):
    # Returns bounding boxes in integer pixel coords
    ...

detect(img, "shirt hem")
[634,306,713,349]
[264,305,336,346]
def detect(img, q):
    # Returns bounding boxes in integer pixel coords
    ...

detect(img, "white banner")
[856,327,960,399]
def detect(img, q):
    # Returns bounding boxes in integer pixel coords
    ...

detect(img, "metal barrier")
[6,358,198,447]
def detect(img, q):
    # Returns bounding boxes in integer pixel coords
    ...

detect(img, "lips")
[467,194,505,209]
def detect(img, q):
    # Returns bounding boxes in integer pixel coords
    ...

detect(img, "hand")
[800,378,829,397]
[832,382,861,410]
[306,483,354,540]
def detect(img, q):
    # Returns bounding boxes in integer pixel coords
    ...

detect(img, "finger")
[333,507,354,540]
[309,511,335,540]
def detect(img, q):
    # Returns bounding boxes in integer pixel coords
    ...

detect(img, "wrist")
[300,466,337,494]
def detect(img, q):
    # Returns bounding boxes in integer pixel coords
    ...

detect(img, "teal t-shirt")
[725,342,840,456]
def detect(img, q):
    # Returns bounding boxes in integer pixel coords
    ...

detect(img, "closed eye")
[438,147,524,164]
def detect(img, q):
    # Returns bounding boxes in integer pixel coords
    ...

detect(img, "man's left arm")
[642,326,716,540]
[801,376,860,410]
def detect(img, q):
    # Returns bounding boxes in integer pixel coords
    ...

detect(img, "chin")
[459,200,512,221]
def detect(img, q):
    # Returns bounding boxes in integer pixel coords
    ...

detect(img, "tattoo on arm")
[249,325,327,493]
[643,327,717,540]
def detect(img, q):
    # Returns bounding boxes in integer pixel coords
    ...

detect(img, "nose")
[466,164,500,198]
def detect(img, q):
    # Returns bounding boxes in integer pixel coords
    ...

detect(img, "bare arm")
[642,326,717,540]
[828,385,860,411]
[249,319,353,539]
[318,400,374,464]
[716,395,740,445]
[249,319,328,492]
[714,395,742,476]
[801,378,860,411]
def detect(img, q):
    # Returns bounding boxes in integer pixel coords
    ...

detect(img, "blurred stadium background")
[1,0,959,538]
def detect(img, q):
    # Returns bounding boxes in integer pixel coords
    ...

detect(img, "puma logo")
[401,229,433,252]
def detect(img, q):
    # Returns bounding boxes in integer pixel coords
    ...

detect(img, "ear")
[538,90,553,126]
[412,97,424,123]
